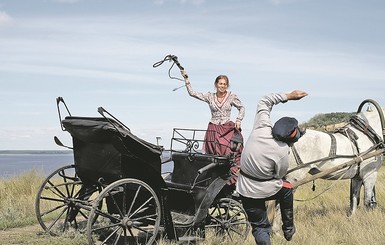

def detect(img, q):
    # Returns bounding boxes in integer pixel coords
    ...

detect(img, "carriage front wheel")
[206,198,250,241]
[87,178,161,245]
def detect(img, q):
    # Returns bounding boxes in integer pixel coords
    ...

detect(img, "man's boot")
[281,208,295,241]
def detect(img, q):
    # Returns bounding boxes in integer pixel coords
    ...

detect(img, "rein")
[287,146,377,175]
[294,170,349,202]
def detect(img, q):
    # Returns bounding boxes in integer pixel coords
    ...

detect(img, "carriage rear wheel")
[87,178,161,245]
[35,164,101,235]
[206,198,250,241]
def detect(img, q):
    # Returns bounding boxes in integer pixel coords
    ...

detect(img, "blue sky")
[1,0,385,150]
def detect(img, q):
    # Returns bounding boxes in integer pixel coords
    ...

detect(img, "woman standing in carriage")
[181,70,245,184]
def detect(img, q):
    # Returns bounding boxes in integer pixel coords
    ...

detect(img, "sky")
[1,0,385,150]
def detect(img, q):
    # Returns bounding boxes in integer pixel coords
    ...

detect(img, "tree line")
[300,112,355,131]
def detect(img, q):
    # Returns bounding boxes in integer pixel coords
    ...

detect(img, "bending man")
[236,90,308,244]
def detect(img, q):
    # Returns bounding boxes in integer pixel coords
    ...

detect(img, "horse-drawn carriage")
[35,51,385,243]
[35,97,249,244]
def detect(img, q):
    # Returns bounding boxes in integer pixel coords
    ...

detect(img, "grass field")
[1,167,385,245]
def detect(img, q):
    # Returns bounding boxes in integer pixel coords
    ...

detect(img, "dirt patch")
[0,224,41,244]
[0,224,88,245]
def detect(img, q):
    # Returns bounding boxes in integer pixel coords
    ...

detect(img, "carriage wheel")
[206,198,250,241]
[87,178,161,245]
[35,164,100,235]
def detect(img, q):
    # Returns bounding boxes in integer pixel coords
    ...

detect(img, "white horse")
[270,100,385,233]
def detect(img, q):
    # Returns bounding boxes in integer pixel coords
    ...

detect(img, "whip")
[153,54,188,91]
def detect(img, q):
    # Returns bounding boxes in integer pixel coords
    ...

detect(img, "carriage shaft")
[292,148,384,188]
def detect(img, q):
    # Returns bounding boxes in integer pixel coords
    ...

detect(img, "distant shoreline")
[0,150,72,154]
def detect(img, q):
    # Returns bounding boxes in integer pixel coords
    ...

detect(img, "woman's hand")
[235,121,241,130]
[181,70,188,80]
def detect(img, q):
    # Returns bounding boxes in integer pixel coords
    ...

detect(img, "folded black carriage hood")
[62,116,163,155]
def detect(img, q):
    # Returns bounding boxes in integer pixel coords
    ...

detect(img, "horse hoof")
[365,202,377,210]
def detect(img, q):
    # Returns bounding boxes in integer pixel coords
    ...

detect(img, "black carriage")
[35,98,249,244]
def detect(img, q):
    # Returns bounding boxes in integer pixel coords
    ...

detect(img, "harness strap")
[291,133,337,167]
[339,125,362,178]
[239,169,274,182]
[338,115,383,179]
[328,133,337,156]
[334,127,360,155]
[291,144,303,166]
[350,115,382,146]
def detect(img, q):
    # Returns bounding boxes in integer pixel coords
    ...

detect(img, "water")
[0,153,74,179]
[0,151,174,179]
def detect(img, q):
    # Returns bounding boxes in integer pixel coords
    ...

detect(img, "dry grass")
[1,168,385,244]
[281,169,385,245]
[0,170,45,229]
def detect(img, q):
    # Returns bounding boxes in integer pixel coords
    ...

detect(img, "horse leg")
[369,186,377,209]
[349,176,362,216]
[267,200,281,234]
[363,172,378,210]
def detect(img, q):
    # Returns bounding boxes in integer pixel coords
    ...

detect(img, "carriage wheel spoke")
[128,196,154,219]
[45,180,68,199]
[47,206,68,231]
[100,226,121,245]
[106,189,124,218]
[127,185,141,216]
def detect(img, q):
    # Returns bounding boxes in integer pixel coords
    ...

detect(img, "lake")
[0,152,74,179]
[0,151,174,179]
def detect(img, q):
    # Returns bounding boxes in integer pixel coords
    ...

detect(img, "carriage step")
[171,212,195,225]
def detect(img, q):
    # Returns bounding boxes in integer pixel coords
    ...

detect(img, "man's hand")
[287,90,308,100]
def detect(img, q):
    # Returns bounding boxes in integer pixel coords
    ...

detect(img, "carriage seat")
[165,152,229,190]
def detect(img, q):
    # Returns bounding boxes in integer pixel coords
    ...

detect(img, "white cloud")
[153,0,205,5]
[0,11,11,25]
[50,0,81,3]
[180,0,205,5]
[268,0,304,6]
